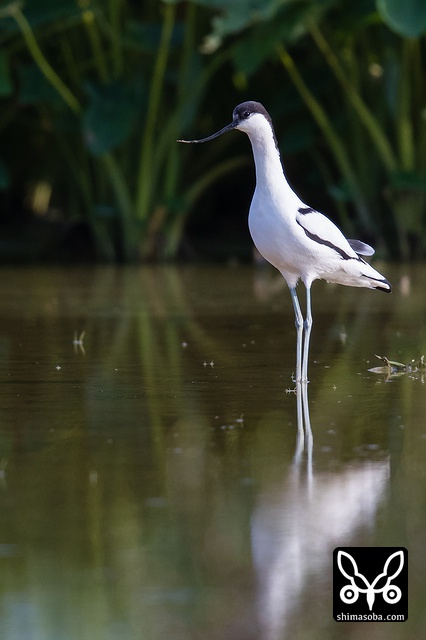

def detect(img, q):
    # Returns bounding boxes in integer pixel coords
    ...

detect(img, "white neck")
[243,117,298,206]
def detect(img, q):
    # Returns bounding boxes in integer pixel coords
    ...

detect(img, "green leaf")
[377,0,426,37]
[22,0,80,28]
[185,0,293,50]
[83,81,141,156]
[17,64,63,106]
[123,19,185,53]
[0,0,81,33]
[232,4,311,75]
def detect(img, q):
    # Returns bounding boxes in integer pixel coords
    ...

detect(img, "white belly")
[248,194,303,278]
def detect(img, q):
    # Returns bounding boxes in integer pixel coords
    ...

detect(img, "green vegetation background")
[0,0,425,263]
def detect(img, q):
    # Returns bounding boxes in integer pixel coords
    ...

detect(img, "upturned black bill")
[177,121,236,144]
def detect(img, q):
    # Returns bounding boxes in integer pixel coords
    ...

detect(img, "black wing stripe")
[296,219,360,261]
[298,207,315,214]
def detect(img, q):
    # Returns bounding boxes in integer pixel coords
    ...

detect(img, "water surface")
[0,264,425,639]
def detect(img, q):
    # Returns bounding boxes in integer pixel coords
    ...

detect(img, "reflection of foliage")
[2,264,426,638]
[1,264,426,637]
[0,1,425,260]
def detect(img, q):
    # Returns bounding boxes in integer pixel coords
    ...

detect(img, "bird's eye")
[243,110,251,119]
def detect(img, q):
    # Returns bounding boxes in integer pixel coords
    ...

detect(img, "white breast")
[248,187,308,283]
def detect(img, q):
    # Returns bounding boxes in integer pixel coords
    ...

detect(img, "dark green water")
[0,264,425,639]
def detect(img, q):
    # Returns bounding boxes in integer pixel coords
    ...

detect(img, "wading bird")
[178,101,391,382]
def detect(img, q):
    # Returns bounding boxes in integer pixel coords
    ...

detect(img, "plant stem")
[81,5,110,83]
[109,0,124,78]
[101,153,135,260]
[309,22,397,174]
[136,2,175,223]
[11,6,82,115]
[153,48,230,179]
[163,2,196,202]
[277,45,372,232]
[164,155,249,258]
[397,38,415,171]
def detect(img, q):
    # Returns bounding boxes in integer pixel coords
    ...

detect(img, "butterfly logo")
[337,550,404,611]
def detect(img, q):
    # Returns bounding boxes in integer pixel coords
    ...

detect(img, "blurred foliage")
[0,0,425,261]
[0,0,243,261]
[193,0,426,259]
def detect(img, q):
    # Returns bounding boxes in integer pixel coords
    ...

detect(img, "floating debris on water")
[369,354,426,378]
[73,330,86,354]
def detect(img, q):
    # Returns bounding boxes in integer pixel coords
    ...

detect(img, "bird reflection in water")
[292,381,313,483]
[251,377,389,640]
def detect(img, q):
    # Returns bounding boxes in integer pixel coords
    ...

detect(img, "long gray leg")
[289,286,304,383]
[301,284,313,383]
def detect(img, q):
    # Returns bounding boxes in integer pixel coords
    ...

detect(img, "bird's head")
[177,101,275,145]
